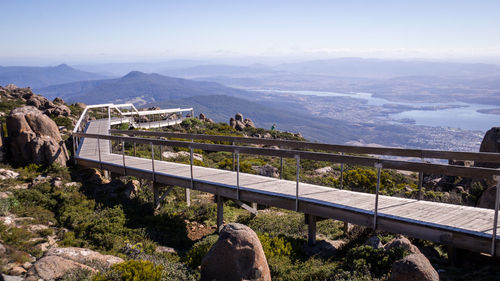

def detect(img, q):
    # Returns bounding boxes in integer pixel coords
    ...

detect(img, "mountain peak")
[121,71,148,79]
[55,63,71,69]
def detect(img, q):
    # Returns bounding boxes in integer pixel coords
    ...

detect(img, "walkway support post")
[236,150,240,201]
[491,176,500,256]
[153,182,160,210]
[373,162,382,230]
[217,195,224,233]
[151,142,155,182]
[307,214,317,246]
[340,152,344,189]
[295,154,300,212]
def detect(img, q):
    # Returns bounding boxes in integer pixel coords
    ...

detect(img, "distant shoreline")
[477,108,500,115]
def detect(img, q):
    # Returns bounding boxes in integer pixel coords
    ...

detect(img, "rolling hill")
[0,64,107,88]
[37,71,256,104]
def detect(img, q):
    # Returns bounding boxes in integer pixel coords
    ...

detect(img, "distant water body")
[261,90,500,131]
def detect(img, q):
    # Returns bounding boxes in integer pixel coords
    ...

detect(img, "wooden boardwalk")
[75,119,500,256]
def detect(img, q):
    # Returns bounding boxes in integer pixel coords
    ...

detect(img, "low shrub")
[258,233,304,260]
[93,260,164,281]
[182,234,218,268]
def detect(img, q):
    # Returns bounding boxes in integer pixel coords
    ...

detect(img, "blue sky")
[1,0,500,64]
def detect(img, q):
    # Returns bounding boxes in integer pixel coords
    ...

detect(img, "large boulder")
[244,118,256,128]
[6,106,68,166]
[27,256,95,281]
[235,120,246,131]
[235,113,244,122]
[384,236,421,254]
[390,253,439,281]
[476,127,500,169]
[477,185,497,209]
[201,223,271,281]
[253,164,279,178]
[45,247,124,268]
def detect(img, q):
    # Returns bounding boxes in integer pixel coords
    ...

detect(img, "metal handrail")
[109,129,500,163]
[74,130,500,256]
[74,132,500,179]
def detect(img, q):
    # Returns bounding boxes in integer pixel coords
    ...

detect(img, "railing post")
[491,175,500,256]
[97,136,102,171]
[190,147,194,189]
[417,171,424,200]
[160,145,163,161]
[340,152,344,189]
[295,154,300,212]
[133,142,136,157]
[236,150,240,200]
[280,157,284,179]
[232,142,235,171]
[121,139,126,176]
[151,142,155,182]
[373,162,382,230]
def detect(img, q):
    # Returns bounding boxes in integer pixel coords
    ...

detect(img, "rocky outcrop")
[201,223,271,281]
[235,113,244,122]
[27,256,95,281]
[0,86,71,118]
[365,236,383,249]
[229,113,256,131]
[384,236,421,254]
[390,253,439,281]
[6,106,68,166]
[302,239,345,259]
[477,185,497,209]
[253,164,279,178]
[244,118,256,128]
[26,247,123,280]
[162,150,203,161]
[45,247,124,268]
[198,113,214,123]
[73,102,86,109]
[0,169,19,180]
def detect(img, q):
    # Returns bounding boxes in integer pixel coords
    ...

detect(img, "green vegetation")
[93,260,164,281]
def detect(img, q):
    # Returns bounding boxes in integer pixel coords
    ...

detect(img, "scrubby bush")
[0,196,19,215]
[52,116,74,130]
[93,260,164,281]
[258,233,304,260]
[344,245,407,277]
[248,210,305,237]
[182,234,218,268]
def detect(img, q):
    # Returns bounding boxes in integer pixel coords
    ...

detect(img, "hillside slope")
[37,71,255,104]
[0,64,106,88]
[148,94,420,145]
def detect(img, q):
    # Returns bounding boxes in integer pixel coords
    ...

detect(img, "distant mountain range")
[0,64,106,88]
[37,71,256,104]
[273,58,500,79]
